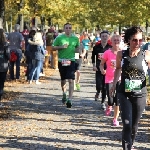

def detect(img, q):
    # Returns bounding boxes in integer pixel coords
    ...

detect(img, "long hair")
[0,29,6,45]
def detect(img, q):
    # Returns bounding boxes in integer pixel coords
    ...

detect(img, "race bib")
[98,53,103,60]
[110,60,116,69]
[125,79,142,92]
[75,53,79,59]
[61,59,71,66]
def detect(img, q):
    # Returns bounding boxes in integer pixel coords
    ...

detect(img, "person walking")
[28,31,45,84]
[0,29,10,107]
[110,26,150,150]
[52,23,80,108]
[24,29,36,81]
[100,34,121,126]
[82,34,91,64]
[92,30,112,110]
[8,24,25,80]
[75,34,86,91]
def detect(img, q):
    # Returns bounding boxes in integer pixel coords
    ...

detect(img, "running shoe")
[105,106,112,116]
[95,93,100,101]
[66,99,72,108]
[62,93,67,104]
[131,146,138,150]
[112,119,119,126]
[101,103,106,110]
[0,103,4,108]
[76,83,80,91]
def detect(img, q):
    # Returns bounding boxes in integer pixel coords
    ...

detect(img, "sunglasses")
[65,27,72,29]
[132,39,143,43]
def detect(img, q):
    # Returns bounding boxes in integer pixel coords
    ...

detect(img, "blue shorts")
[58,61,75,80]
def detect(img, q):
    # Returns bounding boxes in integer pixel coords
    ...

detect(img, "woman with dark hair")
[110,26,150,150]
[0,29,10,107]
[25,30,36,80]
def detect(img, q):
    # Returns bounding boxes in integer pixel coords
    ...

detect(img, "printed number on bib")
[98,53,103,60]
[125,79,142,92]
[61,59,71,66]
[110,60,116,69]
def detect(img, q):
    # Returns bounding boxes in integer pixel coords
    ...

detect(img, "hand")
[109,85,115,98]
[80,54,84,58]
[101,70,106,75]
[62,44,68,49]
[93,66,98,71]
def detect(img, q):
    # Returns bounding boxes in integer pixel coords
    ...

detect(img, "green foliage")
[4,0,150,30]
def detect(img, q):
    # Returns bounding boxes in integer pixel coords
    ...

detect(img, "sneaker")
[76,83,80,91]
[35,80,41,84]
[95,93,100,101]
[105,106,112,116]
[29,80,32,84]
[101,103,106,110]
[62,93,67,104]
[131,146,138,150]
[112,119,119,126]
[66,99,72,108]
[39,73,45,77]
[0,103,4,108]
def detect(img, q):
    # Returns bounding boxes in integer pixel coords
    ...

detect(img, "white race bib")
[98,53,103,60]
[61,59,71,66]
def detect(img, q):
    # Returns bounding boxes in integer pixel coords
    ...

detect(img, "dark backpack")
[10,51,17,62]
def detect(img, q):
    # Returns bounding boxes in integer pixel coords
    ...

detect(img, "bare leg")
[61,80,67,93]
[76,70,80,84]
[114,105,120,120]
[68,79,74,99]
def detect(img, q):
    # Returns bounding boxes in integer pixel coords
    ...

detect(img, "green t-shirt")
[52,34,79,61]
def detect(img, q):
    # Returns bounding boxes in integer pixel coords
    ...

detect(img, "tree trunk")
[0,0,5,29]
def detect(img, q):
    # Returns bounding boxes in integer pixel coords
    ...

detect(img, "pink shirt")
[103,49,120,83]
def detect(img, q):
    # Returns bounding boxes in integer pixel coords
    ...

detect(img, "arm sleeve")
[4,44,10,60]
[92,46,96,63]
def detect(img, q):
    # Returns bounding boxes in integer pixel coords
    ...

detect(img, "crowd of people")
[0,23,150,150]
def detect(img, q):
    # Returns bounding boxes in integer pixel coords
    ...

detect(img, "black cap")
[100,30,110,36]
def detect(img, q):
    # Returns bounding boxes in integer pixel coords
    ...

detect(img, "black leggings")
[118,93,146,150]
[95,71,106,103]
[106,82,120,106]
[0,72,7,100]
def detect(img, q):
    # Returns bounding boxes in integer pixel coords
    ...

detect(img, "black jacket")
[0,42,10,72]
[92,43,112,70]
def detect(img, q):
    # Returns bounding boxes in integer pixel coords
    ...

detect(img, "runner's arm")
[100,58,106,75]
[112,51,122,88]
[52,45,67,51]
[145,50,150,68]
[92,46,96,66]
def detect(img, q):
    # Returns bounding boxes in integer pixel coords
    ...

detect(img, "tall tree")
[0,0,5,28]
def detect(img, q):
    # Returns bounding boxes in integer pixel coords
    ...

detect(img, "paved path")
[0,60,149,150]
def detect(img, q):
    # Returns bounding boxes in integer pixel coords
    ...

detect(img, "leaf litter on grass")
[0,66,56,120]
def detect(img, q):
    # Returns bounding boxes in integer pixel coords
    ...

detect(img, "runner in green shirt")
[52,23,79,108]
